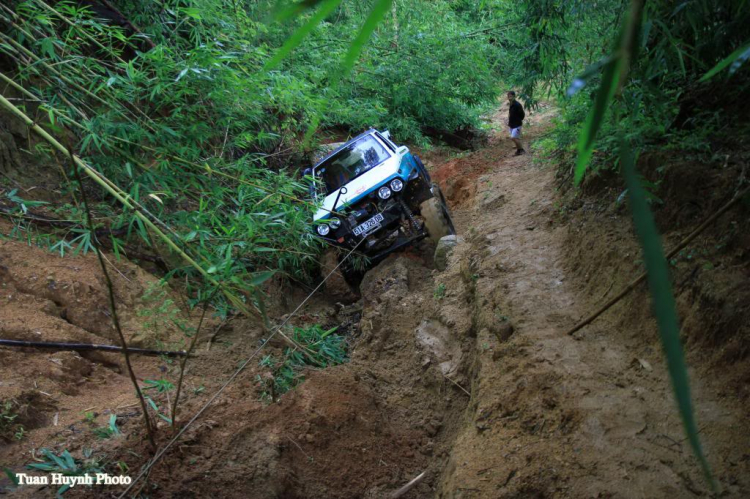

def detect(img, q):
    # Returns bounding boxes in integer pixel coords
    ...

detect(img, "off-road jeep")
[306,129,455,294]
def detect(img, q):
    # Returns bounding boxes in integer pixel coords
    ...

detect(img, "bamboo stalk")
[17,2,155,125]
[1,67,336,217]
[0,70,89,126]
[0,93,238,306]
[0,15,97,120]
[0,71,199,206]
[0,338,188,357]
[0,72,264,309]
[566,183,750,336]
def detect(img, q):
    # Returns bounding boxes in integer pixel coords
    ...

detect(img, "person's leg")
[511,127,524,154]
[510,128,521,154]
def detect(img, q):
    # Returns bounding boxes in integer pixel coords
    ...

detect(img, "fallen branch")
[0,338,188,357]
[442,372,471,397]
[390,471,426,498]
[566,183,750,336]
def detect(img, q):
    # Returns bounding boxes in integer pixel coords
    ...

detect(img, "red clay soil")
[133,254,475,498]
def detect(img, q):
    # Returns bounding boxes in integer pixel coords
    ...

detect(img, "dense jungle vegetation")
[1,1,749,485]
[2,0,747,311]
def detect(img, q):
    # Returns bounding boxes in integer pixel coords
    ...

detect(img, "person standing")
[507,91,525,155]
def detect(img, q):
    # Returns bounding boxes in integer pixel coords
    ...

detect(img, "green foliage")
[267,0,503,142]
[558,0,745,489]
[0,400,25,442]
[700,40,750,82]
[433,282,446,300]
[3,0,323,311]
[143,379,176,393]
[3,467,19,487]
[26,448,103,496]
[459,0,748,489]
[543,0,750,179]
[142,378,176,423]
[138,281,189,336]
[92,414,122,439]
[1,0,510,315]
[256,324,347,401]
[3,188,49,214]
[287,324,346,366]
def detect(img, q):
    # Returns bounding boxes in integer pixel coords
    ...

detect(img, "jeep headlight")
[377,186,392,199]
[390,178,404,192]
[329,218,341,229]
[316,224,330,236]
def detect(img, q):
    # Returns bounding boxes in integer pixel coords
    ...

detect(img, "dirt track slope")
[1,103,749,498]
[432,106,750,497]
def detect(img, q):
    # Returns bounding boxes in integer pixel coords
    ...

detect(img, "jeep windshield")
[315,134,391,196]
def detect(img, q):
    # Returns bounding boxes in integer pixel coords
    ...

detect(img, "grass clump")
[256,324,347,402]
[434,282,447,300]
[92,414,122,440]
[0,400,25,442]
[26,448,104,496]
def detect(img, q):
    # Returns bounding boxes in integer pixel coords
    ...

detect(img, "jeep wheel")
[319,247,359,303]
[419,183,456,242]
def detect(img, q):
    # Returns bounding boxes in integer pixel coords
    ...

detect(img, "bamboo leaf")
[3,467,18,486]
[620,138,715,491]
[264,0,344,71]
[338,0,394,79]
[699,41,750,82]
[273,0,326,23]
[45,450,67,470]
[249,270,276,286]
[574,0,644,185]
[574,57,621,184]
[566,55,617,97]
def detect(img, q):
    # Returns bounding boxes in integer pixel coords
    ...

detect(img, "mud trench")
[2,103,749,499]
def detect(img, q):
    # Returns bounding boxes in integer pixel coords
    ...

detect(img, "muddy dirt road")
[430,106,750,497]
[1,104,749,498]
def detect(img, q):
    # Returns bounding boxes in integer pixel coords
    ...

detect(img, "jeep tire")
[319,247,359,303]
[420,183,456,242]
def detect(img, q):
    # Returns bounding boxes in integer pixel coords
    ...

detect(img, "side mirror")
[382,130,391,140]
[302,168,312,176]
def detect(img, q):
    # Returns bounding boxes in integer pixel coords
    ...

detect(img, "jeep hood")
[314,155,402,221]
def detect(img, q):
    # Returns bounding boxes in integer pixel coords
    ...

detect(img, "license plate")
[353,213,384,236]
